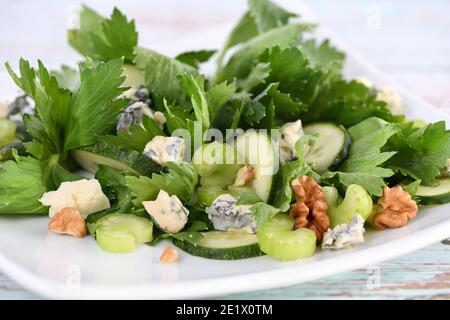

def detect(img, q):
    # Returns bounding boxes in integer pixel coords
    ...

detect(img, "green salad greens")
[1,0,449,261]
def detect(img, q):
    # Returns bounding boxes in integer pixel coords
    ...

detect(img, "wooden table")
[0,0,449,299]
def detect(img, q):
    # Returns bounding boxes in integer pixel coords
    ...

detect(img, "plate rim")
[1,1,450,299]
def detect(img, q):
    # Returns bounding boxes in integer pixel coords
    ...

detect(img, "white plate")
[1,1,450,300]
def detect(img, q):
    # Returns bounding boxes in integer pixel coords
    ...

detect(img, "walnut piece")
[233,164,256,187]
[373,186,418,230]
[290,176,329,242]
[48,207,87,238]
[160,246,178,263]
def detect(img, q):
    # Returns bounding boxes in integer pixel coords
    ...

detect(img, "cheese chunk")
[279,120,306,165]
[143,136,186,166]
[143,190,189,233]
[376,85,402,114]
[322,215,365,250]
[39,179,110,218]
[354,76,373,89]
[206,194,256,233]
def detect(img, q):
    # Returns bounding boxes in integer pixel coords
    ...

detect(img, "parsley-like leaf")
[5,59,72,154]
[250,202,280,230]
[304,80,404,126]
[248,0,297,32]
[126,162,198,206]
[175,50,216,68]
[100,115,165,152]
[64,58,128,151]
[216,23,314,83]
[272,135,318,211]
[299,39,346,78]
[178,73,210,129]
[134,47,197,109]
[52,65,80,91]
[68,6,138,63]
[386,121,450,185]
[323,117,399,196]
[0,155,47,214]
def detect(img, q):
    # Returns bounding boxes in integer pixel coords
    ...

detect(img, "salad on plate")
[1,0,450,262]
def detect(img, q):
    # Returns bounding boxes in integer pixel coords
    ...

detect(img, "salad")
[1,0,449,262]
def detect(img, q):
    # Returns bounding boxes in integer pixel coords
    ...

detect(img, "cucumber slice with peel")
[71,140,162,176]
[257,214,316,261]
[323,184,373,228]
[304,123,350,173]
[416,178,450,205]
[95,214,153,254]
[173,231,263,260]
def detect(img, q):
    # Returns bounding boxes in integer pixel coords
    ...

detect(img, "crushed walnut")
[48,207,87,238]
[233,164,256,187]
[290,176,329,242]
[160,246,178,263]
[372,186,418,230]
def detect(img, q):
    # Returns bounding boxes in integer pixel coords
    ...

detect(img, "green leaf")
[175,49,216,68]
[236,192,262,205]
[299,39,346,77]
[238,62,271,92]
[250,202,280,230]
[248,0,297,32]
[386,121,450,185]
[134,47,197,109]
[304,80,404,126]
[126,162,198,206]
[0,156,47,214]
[64,58,128,151]
[178,73,210,129]
[259,46,325,106]
[206,79,237,122]
[40,153,82,190]
[52,65,80,91]
[216,0,298,70]
[272,135,318,212]
[95,165,133,212]
[322,117,399,196]
[100,115,165,152]
[5,59,72,154]
[243,100,266,125]
[68,6,138,62]
[216,23,314,83]
[401,180,422,197]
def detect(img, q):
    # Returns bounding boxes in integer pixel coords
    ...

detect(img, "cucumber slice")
[173,231,263,260]
[192,142,240,177]
[257,214,316,261]
[71,140,162,176]
[235,131,276,202]
[95,213,153,254]
[0,118,16,147]
[122,64,145,87]
[323,184,373,228]
[304,123,350,173]
[416,178,450,205]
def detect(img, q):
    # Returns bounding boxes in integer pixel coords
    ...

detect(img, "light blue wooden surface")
[0,0,449,299]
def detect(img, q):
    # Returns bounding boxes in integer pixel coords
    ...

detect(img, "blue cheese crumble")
[143,190,189,233]
[117,87,166,132]
[321,215,365,250]
[143,136,186,166]
[279,119,306,165]
[206,194,256,233]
